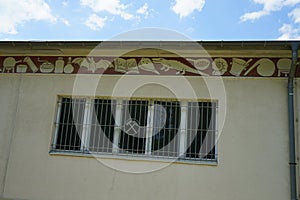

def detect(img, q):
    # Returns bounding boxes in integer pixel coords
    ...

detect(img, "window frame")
[50,96,218,164]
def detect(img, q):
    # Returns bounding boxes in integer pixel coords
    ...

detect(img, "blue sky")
[0,0,300,40]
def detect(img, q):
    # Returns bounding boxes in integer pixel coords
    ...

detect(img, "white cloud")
[60,18,70,26]
[171,0,205,18]
[284,0,300,6]
[277,23,300,39]
[277,7,300,39]
[80,0,134,20]
[289,7,300,23]
[62,1,68,7]
[0,0,57,34]
[240,1,300,39]
[84,14,107,30]
[137,3,150,18]
[240,10,269,21]
[241,0,300,22]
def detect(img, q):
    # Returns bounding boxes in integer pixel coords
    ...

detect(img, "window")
[54,98,85,151]
[51,97,217,162]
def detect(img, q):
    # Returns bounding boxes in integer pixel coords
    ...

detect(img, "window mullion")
[145,100,154,155]
[179,101,187,157]
[81,98,92,152]
[113,99,122,154]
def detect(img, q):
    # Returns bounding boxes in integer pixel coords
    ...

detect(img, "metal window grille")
[119,100,148,154]
[186,102,217,160]
[89,99,116,153]
[151,101,180,158]
[53,97,86,151]
[51,97,217,162]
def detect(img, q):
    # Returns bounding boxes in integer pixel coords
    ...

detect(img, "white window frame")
[51,96,218,163]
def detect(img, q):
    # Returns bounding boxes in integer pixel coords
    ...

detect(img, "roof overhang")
[0,41,298,57]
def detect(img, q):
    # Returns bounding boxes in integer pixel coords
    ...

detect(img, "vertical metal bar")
[169,102,172,156]
[168,102,170,156]
[52,98,62,150]
[73,98,82,150]
[64,98,72,150]
[169,102,172,157]
[213,102,218,160]
[113,99,122,154]
[146,100,154,155]
[186,102,190,157]
[179,101,187,157]
[96,99,103,152]
[90,99,96,152]
[58,98,66,149]
[143,101,148,154]
[172,102,179,156]
[81,98,91,152]
[96,100,102,152]
[140,100,145,154]
[71,98,79,150]
[206,102,209,158]
[133,101,137,153]
[98,99,108,152]
[208,103,213,159]
[201,102,205,158]
[86,99,93,152]
[107,99,113,152]
[93,99,103,152]
[107,100,114,152]
[76,99,83,150]
[121,100,127,154]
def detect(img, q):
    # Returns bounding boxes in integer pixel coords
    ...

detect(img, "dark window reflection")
[56,98,85,151]
[119,100,148,154]
[186,102,215,159]
[151,101,180,157]
[89,99,115,153]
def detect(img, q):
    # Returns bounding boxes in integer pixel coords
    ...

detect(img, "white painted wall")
[0,74,293,200]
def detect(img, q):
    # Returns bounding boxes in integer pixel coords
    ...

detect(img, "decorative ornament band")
[0,56,299,77]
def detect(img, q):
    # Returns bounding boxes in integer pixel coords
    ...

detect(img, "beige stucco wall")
[0,76,20,197]
[0,74,293,200]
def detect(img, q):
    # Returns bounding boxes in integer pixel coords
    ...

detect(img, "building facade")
[0,41,299,200]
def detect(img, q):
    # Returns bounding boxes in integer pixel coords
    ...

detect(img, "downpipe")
[289,42,299,200]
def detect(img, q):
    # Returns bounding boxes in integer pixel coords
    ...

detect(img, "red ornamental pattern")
[0,56,299,77]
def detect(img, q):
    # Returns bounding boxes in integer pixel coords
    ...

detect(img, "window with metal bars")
[51,97,217,162]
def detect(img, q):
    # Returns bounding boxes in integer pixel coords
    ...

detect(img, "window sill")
[49,150,218,166]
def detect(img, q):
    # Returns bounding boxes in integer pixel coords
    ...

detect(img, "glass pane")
[186,102,215,159]
[56,98,85,151]
[151,101,180,157]
[89,99,115,153]
[119,100,148,154]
